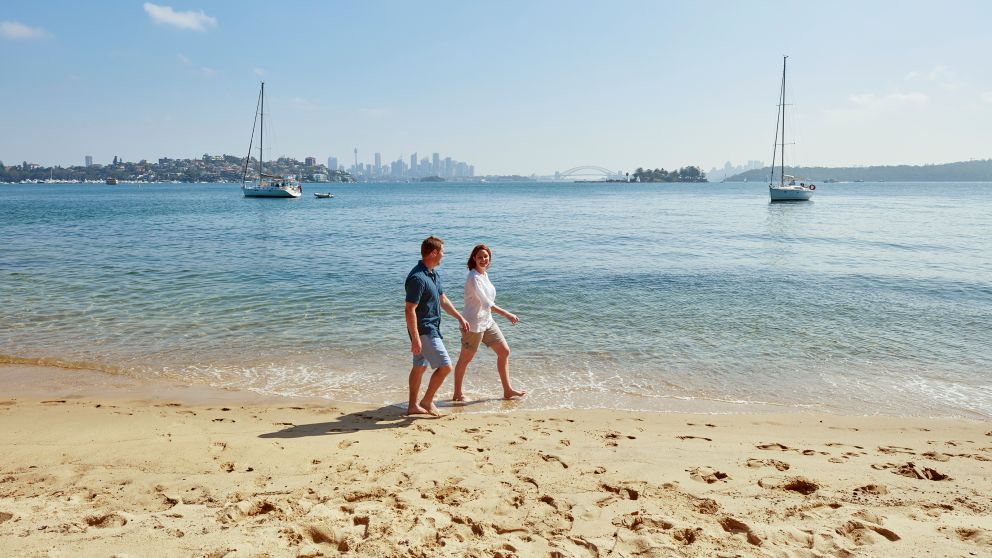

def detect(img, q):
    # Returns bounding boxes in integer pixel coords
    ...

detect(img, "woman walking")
[453,244,526,401]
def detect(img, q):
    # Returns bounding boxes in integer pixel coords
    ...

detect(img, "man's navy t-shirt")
[405,260,443,338]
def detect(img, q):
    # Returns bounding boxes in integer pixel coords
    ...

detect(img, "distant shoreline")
[726,158,992,182]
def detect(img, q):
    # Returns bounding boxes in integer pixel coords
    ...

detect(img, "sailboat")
[241,82,302,198]
[768,56,814,202]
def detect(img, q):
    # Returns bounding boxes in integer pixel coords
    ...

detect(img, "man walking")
[405,236,469,416]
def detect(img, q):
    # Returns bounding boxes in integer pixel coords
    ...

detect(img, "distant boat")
[313,192,334,199]
[106,177,118,185]
[240,82,301,199]
[768,56,814,202]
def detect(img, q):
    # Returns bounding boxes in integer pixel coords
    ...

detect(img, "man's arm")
[405,301,422,354]
[440,293,470,332]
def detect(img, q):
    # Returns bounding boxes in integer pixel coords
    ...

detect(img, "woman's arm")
[491,304,519,325]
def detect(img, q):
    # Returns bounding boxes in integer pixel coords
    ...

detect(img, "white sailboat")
[769,56,814,202]
[241,82,302,199]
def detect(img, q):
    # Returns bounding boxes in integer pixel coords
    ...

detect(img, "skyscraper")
[327,156,338,171]
[432,153,440,176]
[85,155,93,167]
[410,153,417,176]
[374,152,382,176]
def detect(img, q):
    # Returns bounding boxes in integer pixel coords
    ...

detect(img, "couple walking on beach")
[404,235,525,416]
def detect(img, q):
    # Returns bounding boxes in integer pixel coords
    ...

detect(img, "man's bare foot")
[407,404,430,415]
[452,394,468,403]
[419,400,444,417]
[503,389,527,399]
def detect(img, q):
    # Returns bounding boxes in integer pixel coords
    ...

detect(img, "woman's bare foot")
[503,389,527,399]
[452,393,466,402]
[419,400,444,417]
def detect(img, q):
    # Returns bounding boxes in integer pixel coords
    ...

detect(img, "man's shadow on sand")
[258,399,495,439]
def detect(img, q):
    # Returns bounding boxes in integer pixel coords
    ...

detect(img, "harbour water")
[1,181,989,418]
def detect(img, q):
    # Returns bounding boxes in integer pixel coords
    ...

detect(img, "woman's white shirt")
[463,269,496,332]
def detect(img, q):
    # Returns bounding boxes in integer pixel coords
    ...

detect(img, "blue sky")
[2,1,991,174]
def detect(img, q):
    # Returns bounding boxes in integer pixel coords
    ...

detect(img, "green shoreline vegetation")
[632,166,707,183]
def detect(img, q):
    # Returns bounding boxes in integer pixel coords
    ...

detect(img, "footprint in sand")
[878,445,916,455]
[756,442,792,451]
[758,476,819,495]
[695,498,720,514]
[687,466,729,484]
[720,516,762,546]
[85,513,127,528]
[836,520,900,545]
[677,435,713,442]
[600,483,640,500]
[539,452,568,468]
[826,442,865,450]
[894,462,950,481]
[746,458,790,471]
[950,527,992,545]
[673,527,701,545]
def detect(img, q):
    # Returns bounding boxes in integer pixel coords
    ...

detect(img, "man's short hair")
[421,235,444,258]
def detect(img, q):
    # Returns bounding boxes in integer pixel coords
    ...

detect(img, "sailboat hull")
[769,186,813,201]
[242,185,301,198]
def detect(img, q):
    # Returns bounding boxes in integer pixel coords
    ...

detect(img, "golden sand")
[0,364,989,557]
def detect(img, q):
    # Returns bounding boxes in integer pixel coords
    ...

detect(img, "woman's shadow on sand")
[258,399,494,439]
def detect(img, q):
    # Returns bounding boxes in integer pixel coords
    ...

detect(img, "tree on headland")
[632,166,707,183]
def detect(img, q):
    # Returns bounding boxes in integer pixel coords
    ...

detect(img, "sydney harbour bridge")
[554,166,626,181]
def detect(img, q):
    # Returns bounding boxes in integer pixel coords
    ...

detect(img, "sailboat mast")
[780,56,787,187]
[259,82,264,180]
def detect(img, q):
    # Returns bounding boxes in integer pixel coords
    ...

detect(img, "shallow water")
[2,181,989,417]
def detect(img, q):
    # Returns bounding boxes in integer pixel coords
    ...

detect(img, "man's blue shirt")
[405,260,443,338]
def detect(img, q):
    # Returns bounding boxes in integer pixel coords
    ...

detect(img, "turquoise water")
[2,182,990,417]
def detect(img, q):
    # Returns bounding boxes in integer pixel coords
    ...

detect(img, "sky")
[2,0,992,175]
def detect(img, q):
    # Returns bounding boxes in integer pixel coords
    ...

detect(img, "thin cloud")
[0,20,47,40]
[143,3,217,32]
[201,67,217,77]
[177,53,190,64]
[905,66,961,91]
[253,68,266,77]
[849,92,928,107]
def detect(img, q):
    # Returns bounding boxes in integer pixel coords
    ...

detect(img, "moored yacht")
[241,82,302,199]
[768,56,814,202]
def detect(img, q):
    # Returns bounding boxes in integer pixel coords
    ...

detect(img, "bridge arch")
[557,166,623,180]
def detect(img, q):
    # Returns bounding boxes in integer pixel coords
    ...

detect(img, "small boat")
[105,177,118,185]
[240,82,302,199]
[313,192,334,199]
[768,56,814,202]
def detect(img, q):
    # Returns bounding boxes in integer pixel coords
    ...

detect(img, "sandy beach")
[0,364,989,557]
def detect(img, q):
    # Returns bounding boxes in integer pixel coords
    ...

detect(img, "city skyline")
[3,1,992,174]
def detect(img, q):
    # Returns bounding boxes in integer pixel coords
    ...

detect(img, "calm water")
[1,181,990,418]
